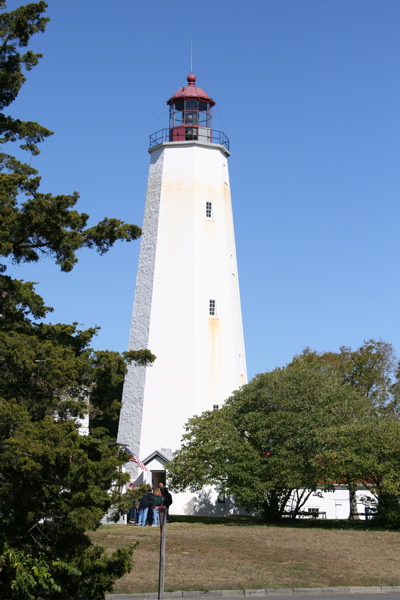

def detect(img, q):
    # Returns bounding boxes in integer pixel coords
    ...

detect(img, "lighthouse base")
[127,448,246,517]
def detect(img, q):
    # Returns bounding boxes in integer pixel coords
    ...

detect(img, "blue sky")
[5,0,400,380]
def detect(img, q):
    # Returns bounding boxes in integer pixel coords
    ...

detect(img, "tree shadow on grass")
[171,514,388,531]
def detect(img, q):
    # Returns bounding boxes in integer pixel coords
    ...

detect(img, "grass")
[89,518,400,595]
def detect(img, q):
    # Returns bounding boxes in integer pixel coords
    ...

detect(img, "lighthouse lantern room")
[150,74,229,150]
[168,73,214,143]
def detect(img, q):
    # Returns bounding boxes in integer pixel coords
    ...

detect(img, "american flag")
[125,447,148,471]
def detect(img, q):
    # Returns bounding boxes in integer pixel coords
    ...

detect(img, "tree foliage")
[294,341,400,521]
[169,359,368,521]
[0,1,141,275]
[296,339,398,411]
[89,349,156,439]
[168,341,400,525]
[0,3,154,597]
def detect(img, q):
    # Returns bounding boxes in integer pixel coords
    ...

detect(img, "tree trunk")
[348,484,359,520]
[291,489,313,519]
[263,495,282,523]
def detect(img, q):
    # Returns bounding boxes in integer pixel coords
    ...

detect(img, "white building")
[117,74,247,515]
[285,486,376,521]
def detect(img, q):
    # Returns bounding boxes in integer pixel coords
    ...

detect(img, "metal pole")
[158,507,167,600]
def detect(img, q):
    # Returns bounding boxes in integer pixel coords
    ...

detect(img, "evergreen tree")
[0,3,154,597]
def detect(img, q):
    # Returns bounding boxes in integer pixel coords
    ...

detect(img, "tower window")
[213,404,219,410]
[206,201,213,219]
[209,299,216,316]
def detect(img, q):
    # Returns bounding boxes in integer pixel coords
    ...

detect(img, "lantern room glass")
[169,99,212,129]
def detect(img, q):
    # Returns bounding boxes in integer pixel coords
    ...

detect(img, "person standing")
[137,487,152,526]
[147,486,155,525]
[152,488,163,526]
[127,483,138,524]
[159,482,173,522]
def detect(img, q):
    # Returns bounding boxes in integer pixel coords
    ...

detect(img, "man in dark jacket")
[137,486,152,526]
[159,482,173,522]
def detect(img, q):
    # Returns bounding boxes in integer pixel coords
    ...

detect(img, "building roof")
[142,448,173,465]
[167,74,215,106]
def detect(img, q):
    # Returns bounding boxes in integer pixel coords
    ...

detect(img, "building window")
[213,404,219,410]
[209,299,216,316]
[206,201,212,219]
[308,508,319,516]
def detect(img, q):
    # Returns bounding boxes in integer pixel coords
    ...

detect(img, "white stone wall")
[118,141,247,478]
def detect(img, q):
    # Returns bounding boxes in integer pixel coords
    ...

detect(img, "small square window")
[209,299,216,316]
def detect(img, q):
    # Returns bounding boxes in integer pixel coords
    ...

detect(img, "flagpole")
[158,507,167,600]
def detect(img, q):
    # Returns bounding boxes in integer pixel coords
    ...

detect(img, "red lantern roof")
[167,74,215,106]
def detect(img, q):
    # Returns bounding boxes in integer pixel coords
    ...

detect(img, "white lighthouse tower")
[117,74,247,512]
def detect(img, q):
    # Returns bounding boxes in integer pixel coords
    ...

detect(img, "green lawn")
[90,518,400,594]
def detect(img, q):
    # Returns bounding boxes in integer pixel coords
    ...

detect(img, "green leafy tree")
[168,360,369,522]
[346,413,400,527]
[295,340,400,520]
[169,340,400,526]
[297,339,397,410]
[0,2,154,598]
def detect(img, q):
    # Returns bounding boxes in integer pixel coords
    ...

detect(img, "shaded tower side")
[116,149,164,466]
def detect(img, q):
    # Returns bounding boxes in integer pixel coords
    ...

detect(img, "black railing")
[149,128,230,151]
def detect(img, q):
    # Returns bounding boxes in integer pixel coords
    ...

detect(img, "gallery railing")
[149,128,229,151]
